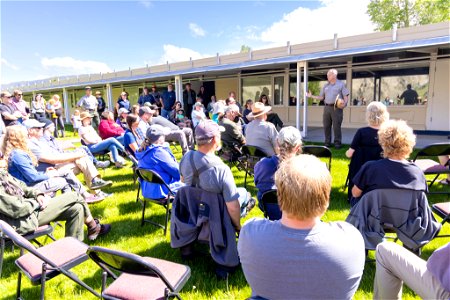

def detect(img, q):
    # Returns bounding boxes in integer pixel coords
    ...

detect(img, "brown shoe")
[88,219,111,241]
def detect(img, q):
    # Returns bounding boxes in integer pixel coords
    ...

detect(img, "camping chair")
[0,224,55,277]
[240,145,270,188]
[136,168,175,235]
[259,189,281,221]
[87,246,190,300]
[125,149,139,186]
[431,202,450,238]
[412,143,450,193]
[0,220,99,299]
[303,145,332,171]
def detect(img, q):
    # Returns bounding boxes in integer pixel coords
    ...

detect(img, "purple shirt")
[427,242,450,292]
[12,98,28,116]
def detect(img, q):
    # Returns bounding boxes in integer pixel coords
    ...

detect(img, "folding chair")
[240,145,270,188]
[303,145,332,171]
[124,149,139,186]
[136,168,175,235]
[412,143,450,193]
[0,224,55,277]
[87,246,191,300]
[259,189,281,221]
[0,220,99,299]
[431,202,450,238]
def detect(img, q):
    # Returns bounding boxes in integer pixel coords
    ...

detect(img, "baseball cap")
[118,108,129,115]
[195,120,225,141]
[277,126,302,147]
[85,86,92,90]
[146,124,171,143]
[225,104,242,116]
[139,106,155,116]
[23,119,46,129]
[42,119,54,129]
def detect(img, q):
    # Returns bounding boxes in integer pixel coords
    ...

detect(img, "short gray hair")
[328,69,338,76]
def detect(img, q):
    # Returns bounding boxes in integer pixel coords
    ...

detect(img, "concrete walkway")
[302,127,448,149]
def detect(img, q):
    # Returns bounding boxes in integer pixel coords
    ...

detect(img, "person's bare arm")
[129,142,138,152]
[225,200,241,232]
[1,111,21,120]
[346,148,355,158]
[352,185,363,198]
[307,90,324,101]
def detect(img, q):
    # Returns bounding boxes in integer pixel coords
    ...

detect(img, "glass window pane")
[273,76,284,106]
[241,76,272,104]
[352,78,374,106]
[380,75,429,106]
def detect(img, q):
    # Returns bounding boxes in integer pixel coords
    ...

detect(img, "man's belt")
[325,103,334,106]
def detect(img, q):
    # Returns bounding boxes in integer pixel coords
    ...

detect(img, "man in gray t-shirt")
[245,102,278,156]
[238,155,365,299]
[307,69,349,149]
[180,120,255,231]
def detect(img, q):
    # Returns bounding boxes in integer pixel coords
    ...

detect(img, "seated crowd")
[0,86,448,299]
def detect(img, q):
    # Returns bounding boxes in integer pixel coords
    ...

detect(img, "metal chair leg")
[0,233,4,277]
[141,200,146,227]
[164,203,170,235]
[40,263,47,300]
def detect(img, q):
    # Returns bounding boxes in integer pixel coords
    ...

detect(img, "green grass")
[0,137,449,299]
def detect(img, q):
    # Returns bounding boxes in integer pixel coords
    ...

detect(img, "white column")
[302,61,309,137]
[296,63,301,130]
[106,83,113,111]
[175,75,183,107]
[62,88,69,123]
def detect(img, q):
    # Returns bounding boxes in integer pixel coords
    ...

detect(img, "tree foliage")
[367,0,449,31]
[240,45,251,53]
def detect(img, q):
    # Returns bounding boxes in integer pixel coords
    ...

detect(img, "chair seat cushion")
[103,257,190,300]
[16,237,88,281]
[414,159,450,174]
[433,202,450,219]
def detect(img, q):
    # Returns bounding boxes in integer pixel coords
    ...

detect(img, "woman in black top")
[258,94,283,129]
[346,102,389,202]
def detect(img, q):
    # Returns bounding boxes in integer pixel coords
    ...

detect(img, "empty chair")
[240,145,270,188]
[136,168,175,235]
[303,145,332,171]
[259,189,281,221]
[412,143,450,192]
[87,246,191,300]
[0,220,99,299]
[431,202,450,238]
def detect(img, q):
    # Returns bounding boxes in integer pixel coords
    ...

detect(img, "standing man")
[398,84,419,105]
[77,86,99,128]
[150,84,161,114]
[11,90,30,120]
[161,83,176,119]
[95,91,106,116]
[307,69,349,149]
[138,87,155,106]
[183,83,196,119]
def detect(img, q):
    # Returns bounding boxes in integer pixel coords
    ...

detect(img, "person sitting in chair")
[245,102,279,156]
[239,155,365,299]
[135,124,184,199]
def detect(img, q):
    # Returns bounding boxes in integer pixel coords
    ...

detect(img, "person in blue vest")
[138,87,155,106]
[161,83,176,119]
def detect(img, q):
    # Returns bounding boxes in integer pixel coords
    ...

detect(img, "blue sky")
[1,0,373,85]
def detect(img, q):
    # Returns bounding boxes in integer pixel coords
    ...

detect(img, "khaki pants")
[374,242,450,299]
[36,192,92,241]
[55,156,99,189]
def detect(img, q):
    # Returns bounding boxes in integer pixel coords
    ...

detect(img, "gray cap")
[146,124,171,143]
[23,119,46,130]
[195,120,225,141]
[277,126,302,147]
[118,108,129,115]
[139,106,155,116]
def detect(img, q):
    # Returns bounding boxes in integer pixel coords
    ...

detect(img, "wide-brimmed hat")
[95,91,102,95]
[247,102,271,118]
[80,111,92,121]
[195,120,225,141]
[146,124,171,143]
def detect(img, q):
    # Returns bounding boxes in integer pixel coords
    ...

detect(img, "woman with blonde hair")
[351,120,426,204]
[2,125,71,195]
[346,101,389,202]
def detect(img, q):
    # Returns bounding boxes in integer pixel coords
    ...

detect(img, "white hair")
[328,69,338,76]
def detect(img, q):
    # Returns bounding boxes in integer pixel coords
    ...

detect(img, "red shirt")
[98,119,125,139]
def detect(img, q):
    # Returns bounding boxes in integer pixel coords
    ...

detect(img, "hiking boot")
[246,197,256,213]
[95,160,110,169]
[88,219,111,241]
[91,177,113,190]
[85,194,105,204]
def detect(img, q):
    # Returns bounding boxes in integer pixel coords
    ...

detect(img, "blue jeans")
[87,137,124,162]
[237,187,251,217]
[161,109,172,119]
[115,135,125,146]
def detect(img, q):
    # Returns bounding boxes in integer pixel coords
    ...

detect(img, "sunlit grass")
[0,134,448,299]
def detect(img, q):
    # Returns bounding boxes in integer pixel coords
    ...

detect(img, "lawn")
[0,132,448,300]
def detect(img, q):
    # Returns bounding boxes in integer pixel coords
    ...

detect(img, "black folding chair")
[0,224,55,277]
[412,143,450,193]
[259,189,281,221]
[0,220,99,299]
[136,168,175,235]
[240,145,270,188]
[431,202,450,238]
[125,149,139,186]
[87,246,191,300]
[303,145,332,171]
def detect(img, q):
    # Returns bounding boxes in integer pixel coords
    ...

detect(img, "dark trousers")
[323,105,343,145]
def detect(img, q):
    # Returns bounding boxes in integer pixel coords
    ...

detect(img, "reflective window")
[351,78,375,106]
[273,76,284,106]
[380,75,429,106]
[241,76,272,104]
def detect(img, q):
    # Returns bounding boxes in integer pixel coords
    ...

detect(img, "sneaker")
[95,160,111,169]
[85,194,105,204]
[91,177,113,190]
[439,178,450,185]
[88,219,111,241]
[246,197,257,213]
[115,160,125,168]
[96,191,113,198]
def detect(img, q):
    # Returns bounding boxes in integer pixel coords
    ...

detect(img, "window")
[273,76,284,106]
[380,75,429,106]
[351,78,375,106]
[241,76,272,104]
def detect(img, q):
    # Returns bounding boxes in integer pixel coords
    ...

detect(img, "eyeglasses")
[17,94,23,96]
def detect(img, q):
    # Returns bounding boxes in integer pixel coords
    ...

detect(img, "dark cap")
[85,86,92,90]
[195,120,225,141]
[146,124,171,143]
[42,118,54,129]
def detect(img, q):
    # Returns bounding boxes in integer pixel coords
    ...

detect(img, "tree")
[240,45,251,53]
[367,0,449,31]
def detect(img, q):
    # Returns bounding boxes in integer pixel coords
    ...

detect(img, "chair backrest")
[137,168,173,194]
[303,145,332,170]
[0,220,37,251]
[87,246,175,290]
[125,149,138,166]
[80,139,87,147]
[242,145,270,158]
[413,143,450,161]
[260,190,282,220]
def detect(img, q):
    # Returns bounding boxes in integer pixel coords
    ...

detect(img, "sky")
[0,0,374,85]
